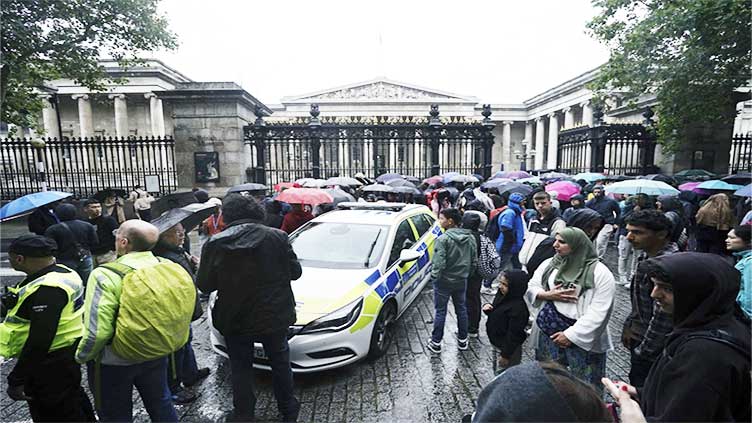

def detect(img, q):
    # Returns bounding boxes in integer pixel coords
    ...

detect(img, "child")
[483,269,530,373]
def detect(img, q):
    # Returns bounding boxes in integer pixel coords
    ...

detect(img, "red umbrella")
[275,188,333,205]
[545,180,581,201]
[423,176,443,185]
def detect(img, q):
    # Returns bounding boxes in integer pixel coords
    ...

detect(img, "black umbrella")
[151,202,218,234]
[604,175,635,182]
[323,188,356,205]
[722,172,752,186]
[496,182,533,197]
[402,175,421,185]
[92,188,127,202]
[393,185,422,195]
[227,183,269,194]
[362,184,395,193]
[151,191,198,217]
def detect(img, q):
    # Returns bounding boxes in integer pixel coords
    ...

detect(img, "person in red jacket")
[281,204,314,234]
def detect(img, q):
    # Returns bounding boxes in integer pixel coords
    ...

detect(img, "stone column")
[41,96,61,139]
[524,121,534,170]
[563,106,575,129]
[547,112,559,170]
[501,121,513,168]
[71,94,94,138]
[109,94,129,138]
[534,117,546,170]
[145,93,166,137]
[581,100,594,127]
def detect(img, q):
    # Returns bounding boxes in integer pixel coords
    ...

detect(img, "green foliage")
[587,0,751,151]
[0,0,177,133]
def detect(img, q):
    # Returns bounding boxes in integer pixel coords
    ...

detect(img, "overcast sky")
[156,0,610,105]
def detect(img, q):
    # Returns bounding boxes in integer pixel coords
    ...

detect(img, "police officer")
[1,235,94,421]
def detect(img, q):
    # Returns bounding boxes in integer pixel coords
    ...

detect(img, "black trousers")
[466,274,483,333]
[25,345,95,422]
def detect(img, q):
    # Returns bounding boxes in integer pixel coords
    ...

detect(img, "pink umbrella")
[545,180,581,202]
[678,181,712,195]
[423,176,443,185]
[275,188,333,205]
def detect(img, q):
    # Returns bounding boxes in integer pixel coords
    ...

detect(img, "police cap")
[8,235,58,257]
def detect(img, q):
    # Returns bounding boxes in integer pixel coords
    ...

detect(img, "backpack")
[102,259,195,362]
[485,210,504,241]
[477,234,502,280]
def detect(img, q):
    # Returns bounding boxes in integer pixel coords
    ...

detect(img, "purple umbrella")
[375,173,403,183]
[493,170,531,180]
[678,181,712,195]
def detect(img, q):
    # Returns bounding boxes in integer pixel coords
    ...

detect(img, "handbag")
[536,301,577,336]
[519,221,548,266]
[477,234,501,280]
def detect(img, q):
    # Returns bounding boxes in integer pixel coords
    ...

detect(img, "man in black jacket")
[618,253,750,422]
[82,199,119,266]
[44,203,97,284]
[197,194,302,422]
[586,185,621,259]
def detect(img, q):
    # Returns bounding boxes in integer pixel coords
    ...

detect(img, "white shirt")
[525,257,616,353]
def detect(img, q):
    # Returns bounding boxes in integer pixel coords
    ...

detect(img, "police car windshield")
[290,222,389,269]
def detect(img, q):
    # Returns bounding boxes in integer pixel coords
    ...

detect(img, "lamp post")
[514,139,536,171]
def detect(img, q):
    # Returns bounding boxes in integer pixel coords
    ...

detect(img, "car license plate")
[254,347,268,360]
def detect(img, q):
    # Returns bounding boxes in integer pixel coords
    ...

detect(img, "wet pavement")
[1,231,632,422]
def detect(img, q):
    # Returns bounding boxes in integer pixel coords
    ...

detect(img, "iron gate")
[243,104,495,187]
[0,136,178,200]
[557,108,658,175]
[729,133,752,173]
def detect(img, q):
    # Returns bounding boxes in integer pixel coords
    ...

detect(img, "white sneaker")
[480,286,495,295]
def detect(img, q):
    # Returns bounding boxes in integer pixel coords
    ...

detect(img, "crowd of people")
[2,171,751,422]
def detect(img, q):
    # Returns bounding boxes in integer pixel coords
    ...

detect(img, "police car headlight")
[299,297,363,334]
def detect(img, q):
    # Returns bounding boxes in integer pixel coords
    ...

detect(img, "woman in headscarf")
[727,224,752,318]
[525,227,616,392]
[695,193,736,255]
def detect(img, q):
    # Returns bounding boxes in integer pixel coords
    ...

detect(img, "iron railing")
[244,104,495,188]
[729,133,752,173]
[0,136,178,200]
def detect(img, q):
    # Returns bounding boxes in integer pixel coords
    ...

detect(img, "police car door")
[384,218,418,312]
[403,213,437,306]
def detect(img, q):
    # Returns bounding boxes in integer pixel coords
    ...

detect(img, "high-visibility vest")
[0,266,84,358]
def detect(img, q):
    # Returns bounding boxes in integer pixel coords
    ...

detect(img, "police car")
[207,202,441,372]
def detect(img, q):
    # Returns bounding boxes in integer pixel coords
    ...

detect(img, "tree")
[0,0,177,133]
[587,0,751,150]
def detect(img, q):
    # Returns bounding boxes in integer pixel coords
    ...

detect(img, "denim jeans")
[431,279,469,343]
[61,255,93,286]
[225,331,299,420]
[169,328,200,393]
[535,331,606,393]
[87,356,177,422]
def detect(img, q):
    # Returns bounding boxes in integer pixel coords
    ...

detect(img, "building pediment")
[282,78,478,104]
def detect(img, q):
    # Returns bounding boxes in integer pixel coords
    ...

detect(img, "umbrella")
[517,176,543,185]
[696,180,744,191]
[604,175,635,182]
[493,170,531,180]
[674,169,716,182]
[275,188,333,205]
[471,173,485,182]
[301,179,328,188]
[386,179,418,188]
[0,191,73,222]
[227,183,269,194]
[150,191,198,217]
[481,178,514,189]
[496,182,533,197]
[423,176,443,185]
[722,173,752,186]
[92,188,127,202]
[441,172,461,184]
[639,174,677,186]
[678,182,703,192]
[545,181,582,201]
[151,202,218,234]
[540,171,571,181]
[606,180,679,196]
[393,186,422,195]
[375,173,403,183]
[402,175,421,185]
[734,184,752,197]
[294,177,316,185]
[362,184,395,193]
[325,177,362,187]
[573,172,606,183]
[323,188,356,205]
[274,182,297,192]
[448,174,480,184]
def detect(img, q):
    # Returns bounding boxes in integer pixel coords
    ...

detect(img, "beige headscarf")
[696,193,735,230]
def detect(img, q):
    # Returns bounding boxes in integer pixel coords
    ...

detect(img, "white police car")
[208,202,442,372]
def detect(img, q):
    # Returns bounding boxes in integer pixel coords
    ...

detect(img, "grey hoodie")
[430,227,477,289]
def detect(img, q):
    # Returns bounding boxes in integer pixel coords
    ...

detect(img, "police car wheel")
[367,301,396,359]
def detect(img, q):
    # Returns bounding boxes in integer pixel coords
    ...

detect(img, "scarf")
[540,227,599,294]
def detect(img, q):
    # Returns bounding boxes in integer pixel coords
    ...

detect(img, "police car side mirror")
[399,249,422,264]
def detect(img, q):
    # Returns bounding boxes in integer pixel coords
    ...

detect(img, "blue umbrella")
[573,172,606,183]
[0,191,73,222]
[442,172,461,184]
[605,180,679,196]
[697,180,744,191]
[734,184,752,197]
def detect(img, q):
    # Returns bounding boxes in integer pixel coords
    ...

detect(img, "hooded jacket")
[641,253,751,422]
[196,219,302,337]
[657,195,685,242]
[496,194,526,254]
[472,362,584,422]
[44,204,98,261]
[484,270,530,356]
[734,249,752,318]
[430,227,477,289]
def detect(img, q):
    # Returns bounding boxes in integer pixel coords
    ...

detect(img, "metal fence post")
[428,104,441,176]
[31,138,47,191]
[589,103,606,172]
[641,107,658,174]
[308,104,322,179]
[481,104,496,179]
[252,108,267,186]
